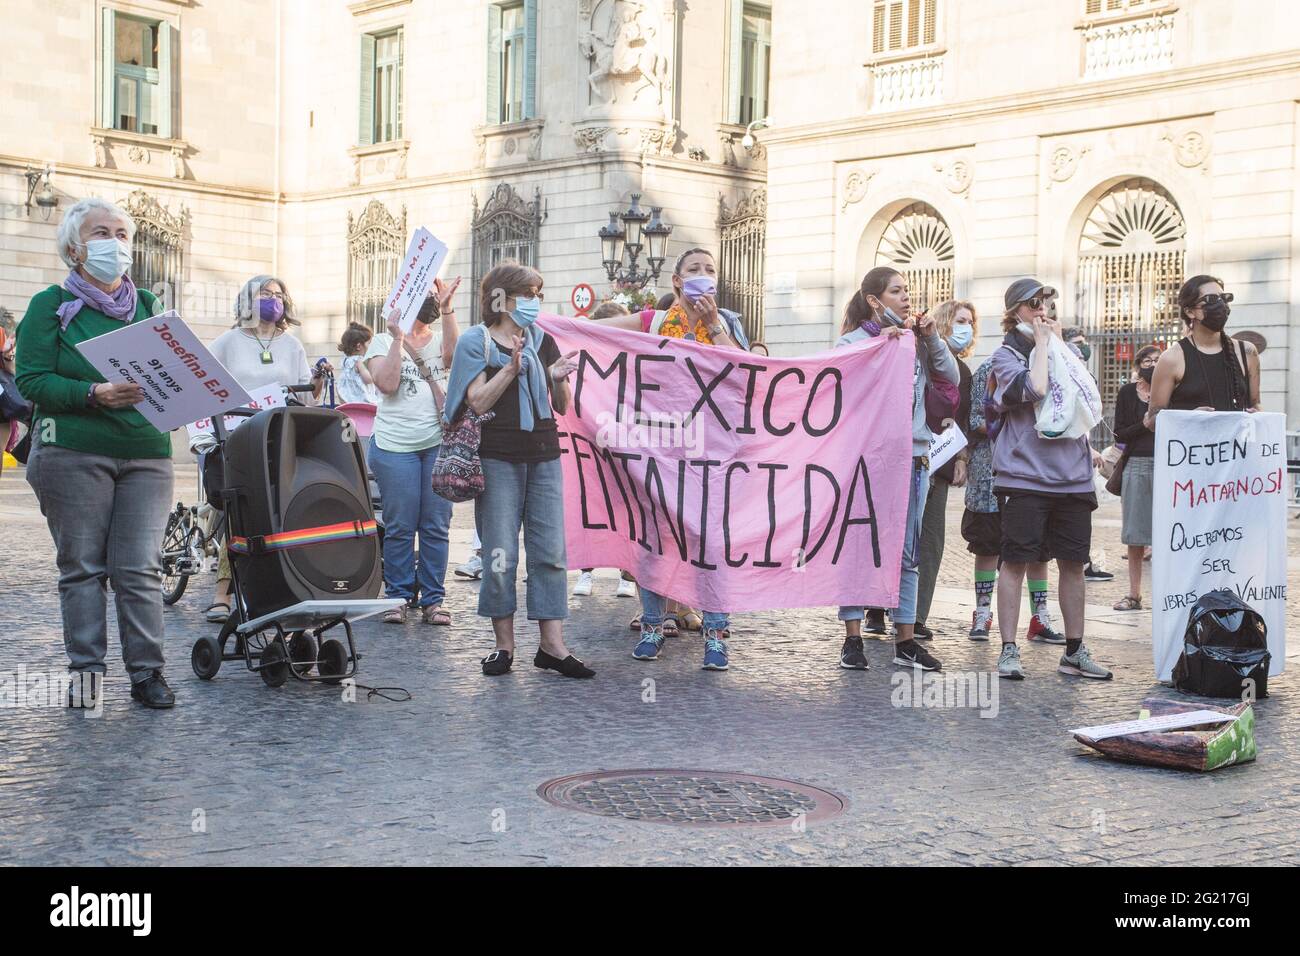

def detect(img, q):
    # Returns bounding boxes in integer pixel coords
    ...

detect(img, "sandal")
[204,602,230,623]
[421,606,452,626]
[629,613,642,631]
[1112,595,1143,611]
[681,610,703,632]
[662,614,680,638]
[382,606,408,624]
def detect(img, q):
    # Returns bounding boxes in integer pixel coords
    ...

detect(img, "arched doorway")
[1076,178,1186,438]
[875,201,954,314]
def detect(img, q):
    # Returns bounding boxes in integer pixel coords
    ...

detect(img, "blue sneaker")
[702,631,729,671]
[633,627,665,661]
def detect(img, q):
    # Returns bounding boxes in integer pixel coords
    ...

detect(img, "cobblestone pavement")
[2,465,1296,866]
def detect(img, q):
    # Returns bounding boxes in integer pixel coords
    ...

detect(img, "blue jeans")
[640,589,728,634]
[840,460,929,626]
[368,439,452,607]
[475,456,568,620]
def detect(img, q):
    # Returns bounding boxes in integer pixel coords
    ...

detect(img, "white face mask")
[81,238,133,283]
[1016,322,1034,337]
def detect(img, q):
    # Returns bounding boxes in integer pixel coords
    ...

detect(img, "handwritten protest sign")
[75,312,251,432]
[540,315,915,612]
[185,381,286,444]
[1152,410,1287,680]
[384,227,448,334]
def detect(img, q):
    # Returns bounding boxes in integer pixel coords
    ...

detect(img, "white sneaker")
[615,577,637,598]
[454,554,483,580]
[571,571,594,596]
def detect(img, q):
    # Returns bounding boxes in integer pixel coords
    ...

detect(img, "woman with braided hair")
[1145,275,1260,430]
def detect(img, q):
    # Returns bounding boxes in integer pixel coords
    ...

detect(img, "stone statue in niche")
[580,0,670,111]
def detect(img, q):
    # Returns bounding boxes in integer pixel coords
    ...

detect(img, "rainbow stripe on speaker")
[229,519,378,555]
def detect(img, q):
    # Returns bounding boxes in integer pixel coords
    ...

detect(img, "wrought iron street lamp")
[599,193,672,289]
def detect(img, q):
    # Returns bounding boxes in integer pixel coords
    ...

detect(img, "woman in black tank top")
[1145,275,1260,428]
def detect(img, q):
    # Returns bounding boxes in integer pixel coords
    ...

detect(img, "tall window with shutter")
[486,1,538,125]
[359,28,403,145]
[100,8,174,137]
[734,3,771,127]
[1085,0,1155,14]
[871,0,937,55]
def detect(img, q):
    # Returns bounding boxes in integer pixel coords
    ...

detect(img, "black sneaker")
[893,641,941,672]
[129,672,176,709]
[912,622,934,640]
[864,608,887,635]
[839,636,869,670]
[1083,563,1114,582]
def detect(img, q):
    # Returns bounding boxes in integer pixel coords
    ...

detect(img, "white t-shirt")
[337,354,378,405]
[364,332,447,452]
[209,327,315,398]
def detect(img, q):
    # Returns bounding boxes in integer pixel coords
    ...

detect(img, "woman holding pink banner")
[834,266,958,674]
[594,248,749,671]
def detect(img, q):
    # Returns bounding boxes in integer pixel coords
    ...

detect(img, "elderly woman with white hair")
[202,275,330,622]
[16,197,177,708]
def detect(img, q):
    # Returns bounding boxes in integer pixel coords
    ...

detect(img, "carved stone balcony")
[1081,10,1176,80]
[867,50,945,112]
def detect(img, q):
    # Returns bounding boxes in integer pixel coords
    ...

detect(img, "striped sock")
[1028,579,1050,621]
[975,570,996,611]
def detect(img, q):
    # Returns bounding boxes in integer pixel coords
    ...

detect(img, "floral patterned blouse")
[965,356,998,514]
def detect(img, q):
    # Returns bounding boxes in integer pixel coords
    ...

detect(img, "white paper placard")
[927,422,967,472]
[185,381,286,443]
[1151,410,1287,681]
[75,311,251,432]
[1070,710,1237,741]
[384,227,448,334]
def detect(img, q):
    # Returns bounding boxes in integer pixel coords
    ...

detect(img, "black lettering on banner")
[569,433,616,533]
[800,464,842,563]
[723,462,750,567]
[754,462,788,567]
[593,440,637,541]
[734,362,766,435]
[802,368,843,437]
[633,353,675,419]
[763,367,805,437]
[689,459,722,570]
[834,456,881,565]
[685,359,736,432]
[574,350,627,419]
[643,457,688,560]
[610,450,650,551]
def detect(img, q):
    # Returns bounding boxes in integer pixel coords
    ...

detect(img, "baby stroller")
[190,396,403,687]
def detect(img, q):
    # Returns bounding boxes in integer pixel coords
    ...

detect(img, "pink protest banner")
[538,314,915,612]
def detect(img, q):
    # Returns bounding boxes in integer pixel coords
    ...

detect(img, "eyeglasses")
[1020,297,1051,310]
[1195,292,1233,308]
[257,290,286,301]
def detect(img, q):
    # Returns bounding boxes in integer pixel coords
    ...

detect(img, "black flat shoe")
[130,672,176,709]
[534,650,595,679]
[481,649,513,676]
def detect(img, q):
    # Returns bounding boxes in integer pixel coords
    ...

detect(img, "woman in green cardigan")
[16,197,177,709]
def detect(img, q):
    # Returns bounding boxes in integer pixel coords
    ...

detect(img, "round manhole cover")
[537,770,847,828]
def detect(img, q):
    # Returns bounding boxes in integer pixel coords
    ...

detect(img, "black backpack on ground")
[1172,590,1270,699]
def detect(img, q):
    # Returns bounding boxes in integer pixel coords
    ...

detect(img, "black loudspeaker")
[223,406,381,617]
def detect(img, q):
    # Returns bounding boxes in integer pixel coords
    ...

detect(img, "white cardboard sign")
[1070,710,1237,741]
[75,311,251,432]
[1151,410,1287,681]
[185,381,286,442]
[927,422,967,473]
[384,227,448,334]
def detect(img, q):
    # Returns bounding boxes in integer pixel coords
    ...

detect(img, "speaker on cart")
[223,406,381,617]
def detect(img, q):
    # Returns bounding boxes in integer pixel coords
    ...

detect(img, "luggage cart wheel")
[317,639,349,684]
[260,639,290,688]
[287,630,318,677]
[192,635,222,680]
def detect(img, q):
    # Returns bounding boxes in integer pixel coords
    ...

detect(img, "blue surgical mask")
[82,238,132,284]
[511,295,541,328]
[681,275,717,303]
[947,324,972,352]
[882,307,905,327]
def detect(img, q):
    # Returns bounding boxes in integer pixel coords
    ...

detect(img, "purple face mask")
[259,296,284,324]
[681,275,717,303]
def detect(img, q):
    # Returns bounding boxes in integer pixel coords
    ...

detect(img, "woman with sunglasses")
[1146,277,1260,428]
[1110,344,1161,611]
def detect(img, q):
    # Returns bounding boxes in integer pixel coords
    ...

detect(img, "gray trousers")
[914,475,950,627]
[27,444,174,681]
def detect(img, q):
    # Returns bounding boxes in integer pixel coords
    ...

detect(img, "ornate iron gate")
[123,189,186,311]
[1076,178,1186,444]
[347,200,407,333]
[471,184,544,325]
[717,188,766,345]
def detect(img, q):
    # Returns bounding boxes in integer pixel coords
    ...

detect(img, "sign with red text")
[75,311,251,432]
[385,227,448,334]
[185,381,286,443]
[1152,410,1287,681]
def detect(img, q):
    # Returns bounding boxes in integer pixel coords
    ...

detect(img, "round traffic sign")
[571,283,596,316]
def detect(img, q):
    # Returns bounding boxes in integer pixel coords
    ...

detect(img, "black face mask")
[1200,300,1230,333]
[1075,343,1092,362]
[1138,366,1154,384]
[415,298,439,326]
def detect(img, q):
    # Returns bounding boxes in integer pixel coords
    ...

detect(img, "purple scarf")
[56,270,139,330]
